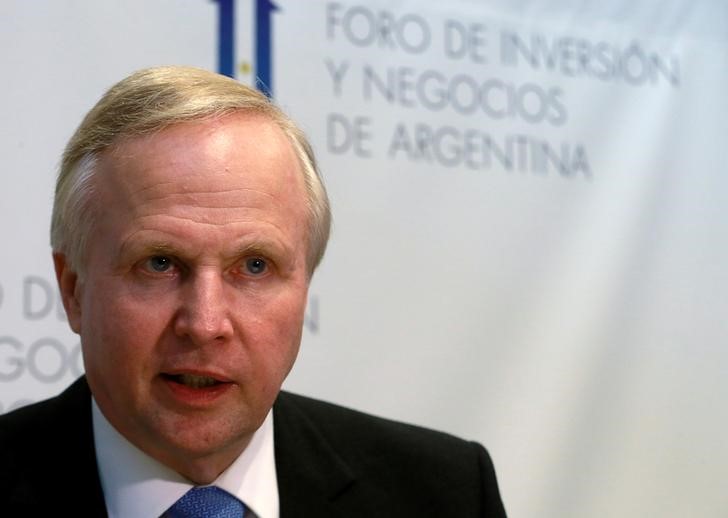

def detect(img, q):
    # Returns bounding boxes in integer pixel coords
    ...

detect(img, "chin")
[153,414,252,461]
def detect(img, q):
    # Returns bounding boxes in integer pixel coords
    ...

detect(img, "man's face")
[57,113,310,481]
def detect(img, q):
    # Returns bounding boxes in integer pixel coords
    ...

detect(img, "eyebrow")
[121,241,179,258]
[233,242,279,258]
[114,240,173,267]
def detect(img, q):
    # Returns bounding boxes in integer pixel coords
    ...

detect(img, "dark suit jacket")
[0,377,506,516]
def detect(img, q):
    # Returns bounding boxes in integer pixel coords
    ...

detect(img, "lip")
[162,368,234,383]
[157,369,235,406]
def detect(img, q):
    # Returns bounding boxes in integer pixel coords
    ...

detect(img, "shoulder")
[0,377,90,445]
[0,377,105,513]
[276,390,480,459]
[274,391,506,516]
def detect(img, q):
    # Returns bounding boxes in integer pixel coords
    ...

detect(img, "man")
[0,66,506,517]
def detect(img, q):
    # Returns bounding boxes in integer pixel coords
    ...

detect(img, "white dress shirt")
[92,399,279,518]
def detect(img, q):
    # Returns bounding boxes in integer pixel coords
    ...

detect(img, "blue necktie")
[166,486,245,518]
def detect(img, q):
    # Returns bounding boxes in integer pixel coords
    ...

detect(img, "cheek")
[245,291,306,376]
[79,286,172,370]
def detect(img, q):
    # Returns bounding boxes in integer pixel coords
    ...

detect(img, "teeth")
[176,374,219,388]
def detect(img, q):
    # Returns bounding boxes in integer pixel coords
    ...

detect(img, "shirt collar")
[92,398,279,518]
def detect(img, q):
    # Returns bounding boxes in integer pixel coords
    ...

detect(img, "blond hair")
[50,66,330,276]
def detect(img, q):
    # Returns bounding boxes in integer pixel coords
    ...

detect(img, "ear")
[53,253,82,334]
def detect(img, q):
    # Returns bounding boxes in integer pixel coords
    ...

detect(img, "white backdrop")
[1,1,727,516]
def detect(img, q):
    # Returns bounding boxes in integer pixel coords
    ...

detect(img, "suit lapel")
[53,377,109,516]
[273,391,358,517]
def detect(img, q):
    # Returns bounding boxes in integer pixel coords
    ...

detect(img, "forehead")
[98,113,302,198]
[86,113,310,262]
[88,113,308,225]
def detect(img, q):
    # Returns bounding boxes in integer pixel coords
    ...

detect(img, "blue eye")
[245,257,267,275]
[147,256,173,272]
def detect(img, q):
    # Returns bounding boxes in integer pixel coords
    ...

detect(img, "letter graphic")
[212,0,279,96]
[212,0,235,77]
[256,0,278,97]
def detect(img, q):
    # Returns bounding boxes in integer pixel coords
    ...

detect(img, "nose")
[173,271,234,345]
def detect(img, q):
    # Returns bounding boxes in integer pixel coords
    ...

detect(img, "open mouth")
[162,373,226,389]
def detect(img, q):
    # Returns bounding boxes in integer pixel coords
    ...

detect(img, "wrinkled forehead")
[94,113,305,205]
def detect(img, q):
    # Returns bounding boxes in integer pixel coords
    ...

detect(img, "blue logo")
[212,0,278,97]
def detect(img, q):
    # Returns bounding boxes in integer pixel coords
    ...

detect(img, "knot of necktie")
[166,486,245,518]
